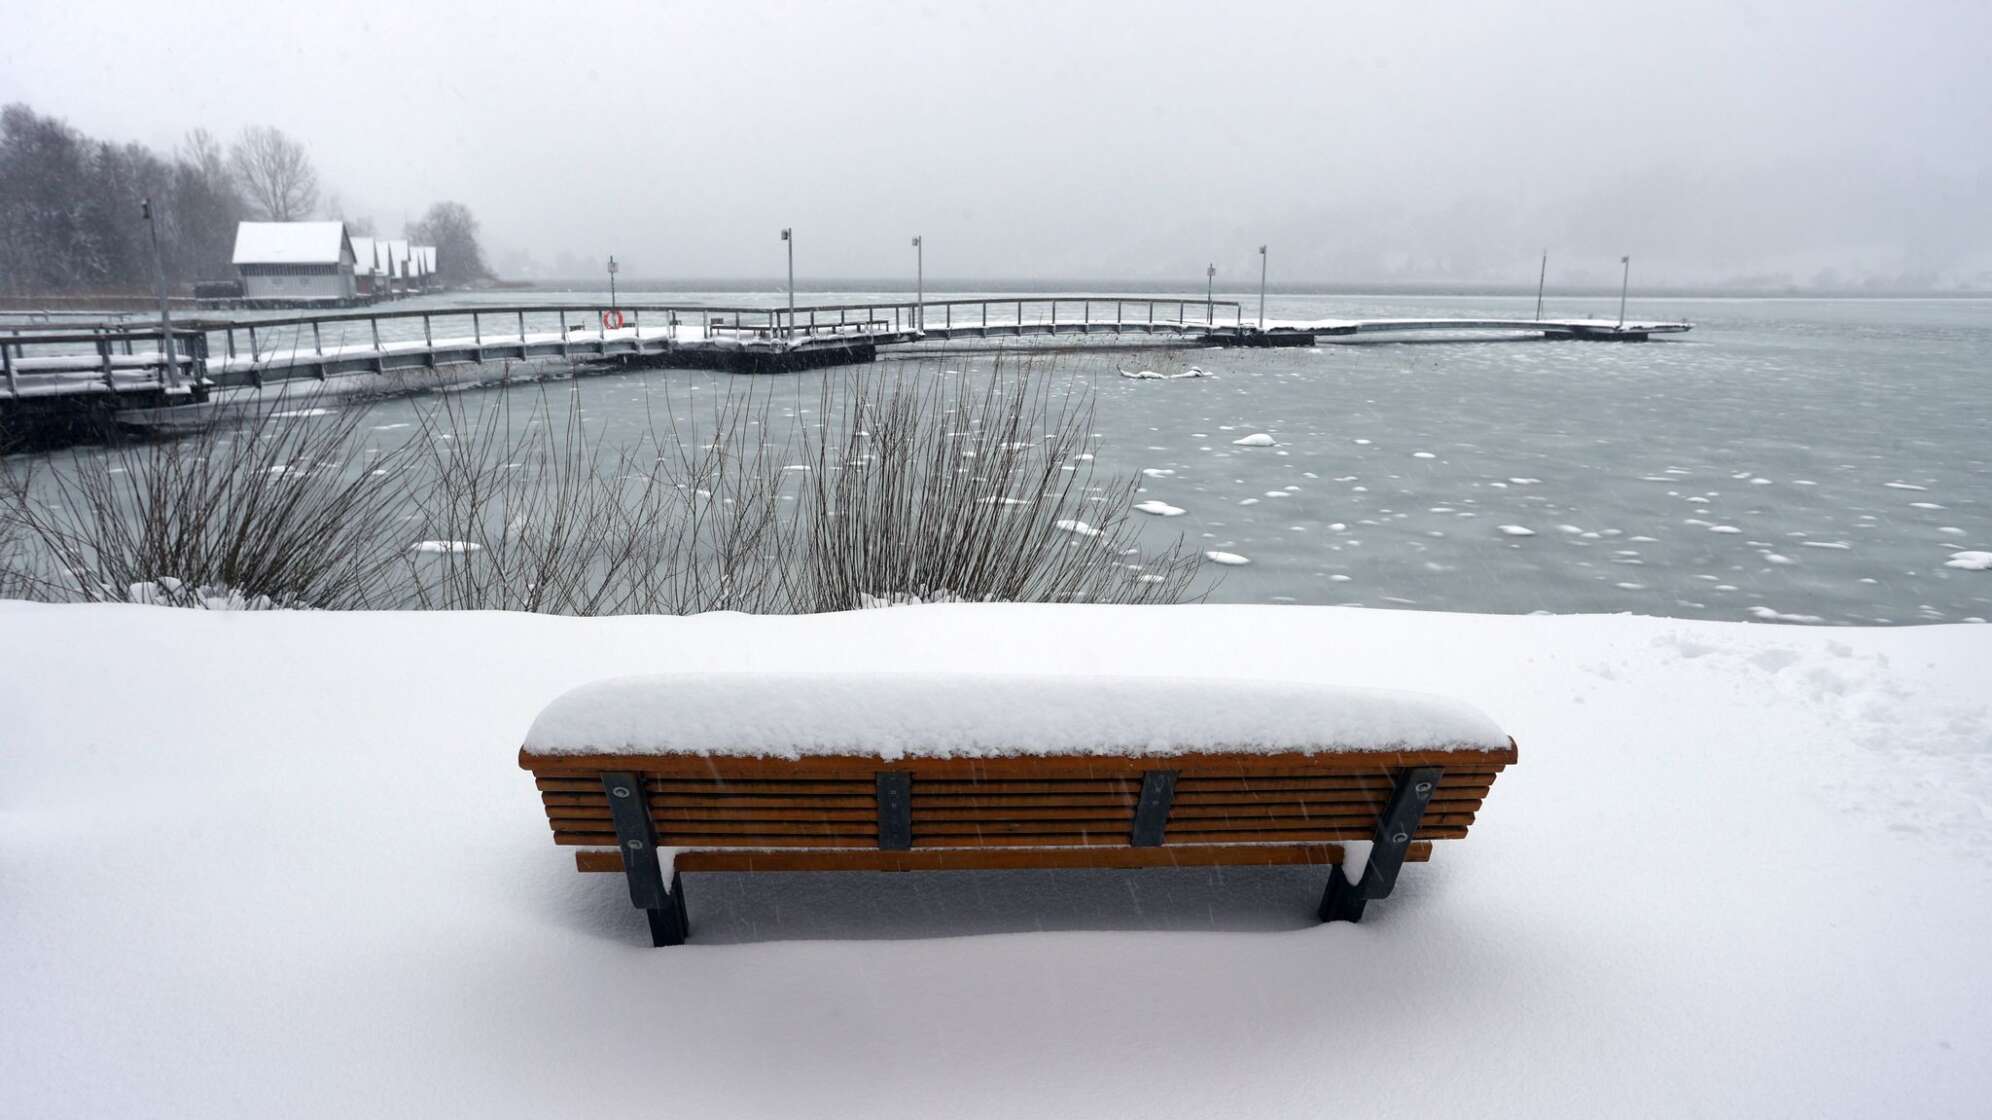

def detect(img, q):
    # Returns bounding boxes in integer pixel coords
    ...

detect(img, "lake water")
[22,291,1992,625]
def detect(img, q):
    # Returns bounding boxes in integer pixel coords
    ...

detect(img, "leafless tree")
[229,125,319,221]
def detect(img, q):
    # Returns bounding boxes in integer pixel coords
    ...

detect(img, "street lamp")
[780,228,794,336]
[1617,255,1630,329]
[1535,249,1548,321]
[1257,244,1268,329]
[912,235,923,331]
[607,254,619,314]
[141,198,179,389]
[1206,263,1215,326]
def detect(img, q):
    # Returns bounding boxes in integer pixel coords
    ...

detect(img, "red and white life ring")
[602,309,626,330]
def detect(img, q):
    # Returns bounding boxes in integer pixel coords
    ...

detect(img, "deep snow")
[3,601,1989,1118]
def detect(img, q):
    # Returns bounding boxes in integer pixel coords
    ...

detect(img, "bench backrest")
[523,746,1514,852]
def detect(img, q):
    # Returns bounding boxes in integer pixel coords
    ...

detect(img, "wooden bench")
[518,673,1518,946]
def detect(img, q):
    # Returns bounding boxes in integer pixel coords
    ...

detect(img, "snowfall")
[3,599,1989,1117]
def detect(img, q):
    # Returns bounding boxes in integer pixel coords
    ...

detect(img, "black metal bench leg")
[645,872,689,947]
[1319,766,1442,924]
[1319,863,1369,922]
[602,771,688,947]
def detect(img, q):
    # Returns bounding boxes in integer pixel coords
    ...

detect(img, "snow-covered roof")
[350,236,377,275]
[414,245,438,275]
[382,238,410,276]
[232,221,352,266]
[522,672,1510,759]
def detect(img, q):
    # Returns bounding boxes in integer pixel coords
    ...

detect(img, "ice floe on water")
[1231,433,1276,447]
[1133,500,1186,517]
[1748,606,1827,624]
[1054,519,1101,538]
[1204,551,1251,565]
[1883,481,1929,491]
[1497,525,1536,537]
[1945,551,1992,571]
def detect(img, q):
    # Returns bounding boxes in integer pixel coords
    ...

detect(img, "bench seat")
[519,673,1517,945]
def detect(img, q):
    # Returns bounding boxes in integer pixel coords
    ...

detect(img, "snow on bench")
[523,672,1511,759]
[518,672,1519,946]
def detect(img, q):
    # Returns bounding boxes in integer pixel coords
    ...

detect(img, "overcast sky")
[5,0,1988,287]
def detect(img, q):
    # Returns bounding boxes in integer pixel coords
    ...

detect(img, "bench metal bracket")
[1319,766,1443,923]
[876,771,912,851]
[1130,770,1178,847]
[600,771,688,946]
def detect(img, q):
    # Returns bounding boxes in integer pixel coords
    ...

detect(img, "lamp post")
[607,254,619,314]
[780,228,794,336]
[1617,255,1630,329]
[1535,249,1548,321]
[912,234,923,331]
[1257,244,1268,329]
[1205,263,1215,325]
[141,198,179,389]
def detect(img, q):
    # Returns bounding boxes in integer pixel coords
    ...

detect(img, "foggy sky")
[5,0,1989,288]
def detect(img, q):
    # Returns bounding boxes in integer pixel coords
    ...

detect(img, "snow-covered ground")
[3,601,1988,1117]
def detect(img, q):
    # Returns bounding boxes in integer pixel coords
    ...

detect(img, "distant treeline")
[0,103,488,296]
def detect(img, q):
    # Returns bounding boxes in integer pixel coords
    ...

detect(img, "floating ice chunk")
[782,464,812,472]
[1507,477,1540,485]
[1134,500,1186,517]
[1497,525,1536,537]
[1748,606,1826,624]
[1232,433,1277,447]
[1944,551,1992,571]
[1708,525,1742,534]
[272,408,334,419]
[1204,550,1251,565]
[1117,366,1166,380]
[1412,451,1436,459]
[1883,482,1928,491]
[1798,541,1852,550]
[1168,367,1211,379]
[1908,502,1944,510]
[410,540,481,554]
[1054,519,1101,538]
[1142,468,1176,478]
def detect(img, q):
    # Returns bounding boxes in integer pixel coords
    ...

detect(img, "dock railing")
[1,295,1252,399]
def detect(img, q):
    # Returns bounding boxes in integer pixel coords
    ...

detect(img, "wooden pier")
[0,297,1691,427]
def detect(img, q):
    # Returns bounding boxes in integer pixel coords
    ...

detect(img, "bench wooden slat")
[573,841,1436,874]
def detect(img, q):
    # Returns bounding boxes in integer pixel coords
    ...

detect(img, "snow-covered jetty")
[0,296,1690,422]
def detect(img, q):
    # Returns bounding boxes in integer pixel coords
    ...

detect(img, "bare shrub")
[794,360,1202,610]
[397,382,798,614]
[2,358,1201,615]
[0,395,412,607]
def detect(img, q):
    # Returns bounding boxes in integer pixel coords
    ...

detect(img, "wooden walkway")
[0,297,1691,414]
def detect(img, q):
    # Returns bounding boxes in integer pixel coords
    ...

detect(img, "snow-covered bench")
[519,673,1519,946]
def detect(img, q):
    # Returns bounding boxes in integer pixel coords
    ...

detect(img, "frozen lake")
[18,292,1992,625]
